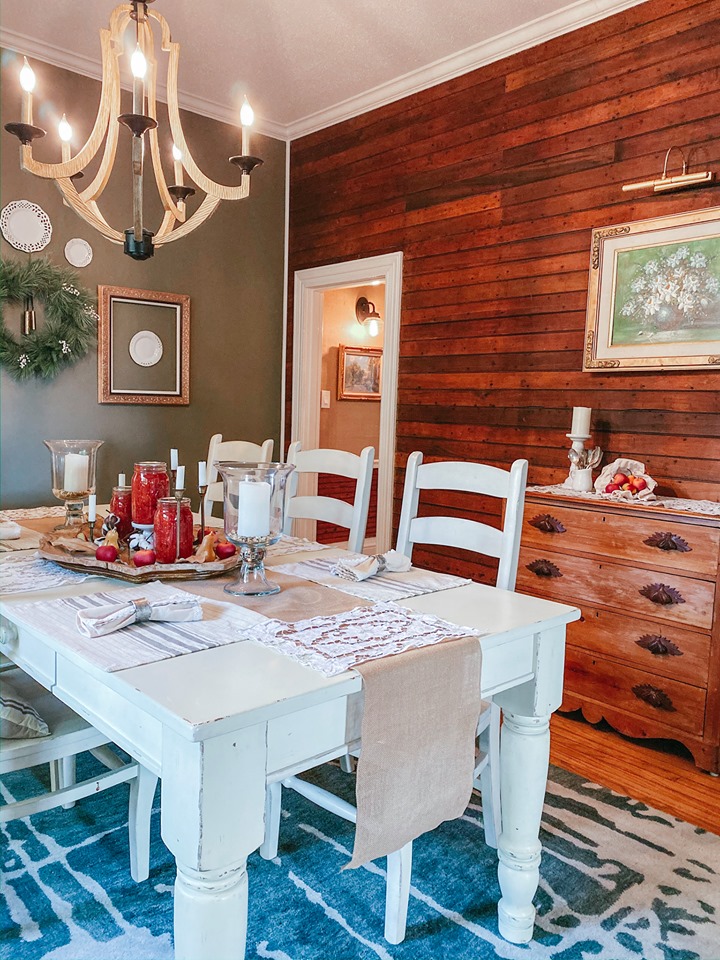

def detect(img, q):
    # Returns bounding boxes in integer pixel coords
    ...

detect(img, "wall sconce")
[355,296,382,337]
[622,146,714,194]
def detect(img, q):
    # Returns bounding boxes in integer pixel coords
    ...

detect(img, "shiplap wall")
[287,0,720,581]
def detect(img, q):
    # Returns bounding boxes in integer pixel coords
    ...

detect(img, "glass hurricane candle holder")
[216,461,295,596]
[43,439,103,532]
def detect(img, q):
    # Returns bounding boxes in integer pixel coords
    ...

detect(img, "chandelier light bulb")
[19,57,36,93]
[130,44,147,80]
[240,97,254,127]
[172,143,182,161]
[58,114,72,142]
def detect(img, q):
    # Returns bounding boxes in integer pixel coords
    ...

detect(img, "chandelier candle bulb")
[571,406,592,437]
[63,453,89,493]
[58,114,72,162]
[240,97,253,156]
[172,144,183,186]
[130,44,146,115]
[19,57,35,125]
[236,481,271,538]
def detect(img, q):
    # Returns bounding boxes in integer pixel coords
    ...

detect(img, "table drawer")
[564,646,706,736]
[567,607,710,687]
[517,546,714,631]
[0,617,56,688]
[523,502,719,578]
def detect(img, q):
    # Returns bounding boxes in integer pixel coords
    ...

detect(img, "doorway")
[290,252,403,552]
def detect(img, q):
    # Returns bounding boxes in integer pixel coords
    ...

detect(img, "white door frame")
[291,252,403,552]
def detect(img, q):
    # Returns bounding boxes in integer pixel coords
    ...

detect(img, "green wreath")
[0,257,97,380]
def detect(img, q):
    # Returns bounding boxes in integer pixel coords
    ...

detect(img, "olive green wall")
[1,52,286,507]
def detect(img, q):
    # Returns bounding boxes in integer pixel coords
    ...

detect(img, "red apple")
[612,472,629,485]
[215,541,237,559]
[605,482,620,493]
[622,482,632,490]
[95,544,118,563]
[633,477,648,491]
[132,549,156,567]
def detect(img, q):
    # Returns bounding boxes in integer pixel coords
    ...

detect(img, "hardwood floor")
[550,711,720,835]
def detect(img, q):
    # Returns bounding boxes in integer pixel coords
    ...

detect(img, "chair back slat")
[409,516,504,558]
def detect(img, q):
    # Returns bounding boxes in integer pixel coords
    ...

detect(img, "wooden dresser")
[516,489,720,773]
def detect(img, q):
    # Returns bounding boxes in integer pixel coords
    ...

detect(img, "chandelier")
[4,0,262,260]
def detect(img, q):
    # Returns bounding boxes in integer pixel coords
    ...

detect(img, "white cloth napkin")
[76,593,203,638]
[331,549,412,582]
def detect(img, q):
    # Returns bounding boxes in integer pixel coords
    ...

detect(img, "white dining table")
[0,544,579,959]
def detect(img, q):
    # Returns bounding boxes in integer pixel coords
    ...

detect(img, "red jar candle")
[154,497,193,564]
[131,462,169,526]
[109,484,133,541]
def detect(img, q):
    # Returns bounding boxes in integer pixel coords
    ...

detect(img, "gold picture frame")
[98,285,190,404]
[584,206,720,371]
[337,344,382,400]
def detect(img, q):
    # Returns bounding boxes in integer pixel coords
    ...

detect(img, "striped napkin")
[76,593,202,638]
[331,549,411,582]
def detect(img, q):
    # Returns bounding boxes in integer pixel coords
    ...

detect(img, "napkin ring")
[131,598,152,622]
[374,554,387,572]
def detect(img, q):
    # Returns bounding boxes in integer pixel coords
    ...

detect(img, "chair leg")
[259,781,282,860]
[339,752,355,774]
[49,759,61,793]
[384,841,412,944]
[128,764,158,883]
[479,702,502,849]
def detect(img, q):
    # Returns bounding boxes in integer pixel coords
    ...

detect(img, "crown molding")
[0,26,287,142]
[2,0,646,144]
[286,0,647,140]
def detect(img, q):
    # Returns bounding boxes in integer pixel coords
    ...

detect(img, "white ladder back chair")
[0,666,157,883]
[396,452,529,590]
[204,434,274,516]
[283,442,374,554]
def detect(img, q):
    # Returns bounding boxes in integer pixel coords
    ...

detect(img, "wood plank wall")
[287,0,720,582]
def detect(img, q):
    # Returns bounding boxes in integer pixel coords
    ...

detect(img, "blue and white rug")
[2,757,718,959]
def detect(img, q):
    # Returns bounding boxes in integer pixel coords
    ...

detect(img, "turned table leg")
[496,711,551,943]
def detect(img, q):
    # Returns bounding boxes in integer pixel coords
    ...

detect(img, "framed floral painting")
[583,207,720,370]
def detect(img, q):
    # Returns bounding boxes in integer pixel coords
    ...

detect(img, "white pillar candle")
[64,453,89,493]
[170,448,179,470]
[198,461,207,486]
[571,406,592,436]
[118,473,126,486]
[88,494,97,521]
[236,481,271,538]
[176,465,185,489]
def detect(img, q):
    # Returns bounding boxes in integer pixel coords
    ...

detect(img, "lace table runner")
[0,554,95,595]
[272,556,470,602]
[244,601,482,677]
[9,581,262,672]
[530,484,720,516]
[0,506,66,521]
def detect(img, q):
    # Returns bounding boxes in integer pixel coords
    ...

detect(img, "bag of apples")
[594,458,657,501]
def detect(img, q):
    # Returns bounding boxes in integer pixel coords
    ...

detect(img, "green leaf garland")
[0,257,97,380]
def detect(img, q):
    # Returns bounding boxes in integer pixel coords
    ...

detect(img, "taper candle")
[176,465,185,489]
[88,494,97,522]
[198,461,207,486]
[170,448,179,470]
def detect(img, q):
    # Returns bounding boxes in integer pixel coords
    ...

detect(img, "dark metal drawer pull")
[526,558,562,578]
[632,683,676,712]
[643,531,691,553]
[529,514,566,534]
[635,634,683,657]
[639,583,685,605]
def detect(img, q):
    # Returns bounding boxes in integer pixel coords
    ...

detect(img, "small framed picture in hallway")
[338,344,382,400]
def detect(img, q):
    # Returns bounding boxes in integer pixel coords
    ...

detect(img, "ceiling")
[0,0,645,140]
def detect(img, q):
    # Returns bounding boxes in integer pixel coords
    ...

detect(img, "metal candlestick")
[174,481,184,561]
[197,484,208,546]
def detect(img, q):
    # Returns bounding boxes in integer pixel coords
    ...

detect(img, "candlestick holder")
[43,439,103,532]
[216,461,295,596]
[174,483,185,562]
[196,483,208,546]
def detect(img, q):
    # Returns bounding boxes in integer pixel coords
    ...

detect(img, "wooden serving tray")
[38,535,241,583]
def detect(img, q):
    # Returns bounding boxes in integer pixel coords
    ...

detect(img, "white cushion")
[1,675,50,739]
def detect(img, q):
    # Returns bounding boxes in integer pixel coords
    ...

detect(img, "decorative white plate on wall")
[129,330,163,367]
[64,237,93,268]
[0,200,52,252]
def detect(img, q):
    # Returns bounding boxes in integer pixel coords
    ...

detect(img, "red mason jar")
[131,462,170,526]
[109,484,133,541]
[154,497,193,564]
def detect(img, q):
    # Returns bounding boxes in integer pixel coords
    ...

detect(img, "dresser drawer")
[567,607,710,687]
[564,647,706,736]
[517,546,715,631]
[523,502,720,578]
